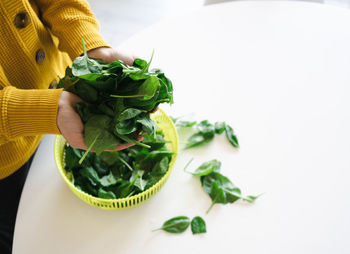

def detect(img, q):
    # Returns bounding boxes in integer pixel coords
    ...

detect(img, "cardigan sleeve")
[0,85,63,145]
[33,0,110,60]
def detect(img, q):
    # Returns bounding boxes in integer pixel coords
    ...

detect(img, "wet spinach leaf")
[136,116,157,134]
[84,114,120,155]
[118,108,144,121]
[153,216,191,234]
[201,172,242,213]
[72,39,102,79]
[185,159,221,176]
[171,116,197,127]
[214,121,225,134]
[185,132,215,149]
[98,188,116,199]
[191,216,207,234]
[243,194,262,203]
[224,124,239,148]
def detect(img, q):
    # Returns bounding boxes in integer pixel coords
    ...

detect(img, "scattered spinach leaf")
[185,132,214,149]
[243,194,263,203]
[153,216,191,234]
[191,216,207,234]
[214,121,225,134]
[171,116,197,127]
[224,124,239,148]
[185,159,221,176]
[201,172,242,213]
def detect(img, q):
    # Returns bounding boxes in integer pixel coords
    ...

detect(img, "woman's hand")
[56,91,137,151]
[87,47,136,65]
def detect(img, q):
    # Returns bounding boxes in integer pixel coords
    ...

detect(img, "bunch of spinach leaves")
[186,159,260,213]
[58,40,173,158]
[171,118,239,149]
[64,130,173,199]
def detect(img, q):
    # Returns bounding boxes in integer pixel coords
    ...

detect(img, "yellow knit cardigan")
[0,0,109,179]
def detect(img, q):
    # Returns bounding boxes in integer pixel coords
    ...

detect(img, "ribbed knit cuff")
[61,22,111,60]
[1,87,63,138]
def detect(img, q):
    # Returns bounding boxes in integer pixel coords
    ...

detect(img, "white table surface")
[14,1,350,253]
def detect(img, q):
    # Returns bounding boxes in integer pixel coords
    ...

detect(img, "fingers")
[137,134,144,142]
[103,135,144,152]
[68,135,88,151]
[113,50,136,66]
[87,47,136,66]
[112,143,135,151]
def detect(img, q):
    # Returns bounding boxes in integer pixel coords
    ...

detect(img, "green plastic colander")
[54,108,178,210]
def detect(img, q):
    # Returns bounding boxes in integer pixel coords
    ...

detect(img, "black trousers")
[0,154,35,254]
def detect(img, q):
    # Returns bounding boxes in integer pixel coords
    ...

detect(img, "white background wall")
[87,0,350,46]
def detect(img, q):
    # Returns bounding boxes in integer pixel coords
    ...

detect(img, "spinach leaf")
[185,120,215,149]
[115,118,138,135]
[74,82,98,103]
[224,124,239,148]
[133,58,148,70]
[185,132,214,149]
[76,102,93,123]
[174,120,197,127]
[92,155,109,175]
[72,39,102,79]
[99,151,119,166]
[136,76,159,100]
[191,216,207,234]
[201,172,242,213]
[152,157,169,175]
[114,132,150,149]
[186,159,221,176]
[153,216,191,234]
[111,76,159,99]
[97,101,114,117]
[171,116,197,127]
[133,171,148,191]
[157,72,173,104]
[197,120,215,134]
[79,166,100,186]
[57,67,78,90]
[84,114,120,155]
[206,181,227,213]
[136,116,157,134]
[243,194,262,203]
[100,171,118,187]
[98,188,116,199]
[64,145,81,172]
[214,121,225,134]
[141,130,167,150]
[118,108,144,121]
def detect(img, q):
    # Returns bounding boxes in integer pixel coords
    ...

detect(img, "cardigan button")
[14,12,30,29]
[35,49,45,64]
[49,80,57,89]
